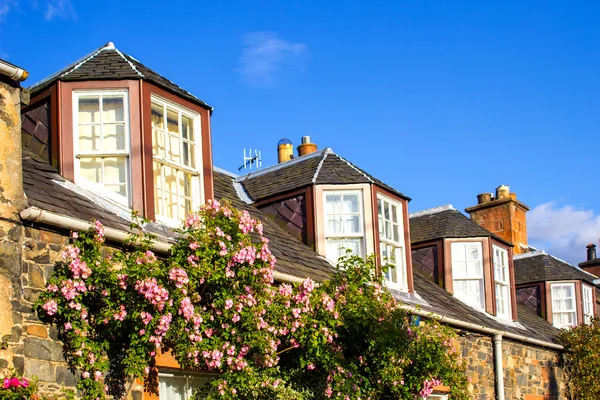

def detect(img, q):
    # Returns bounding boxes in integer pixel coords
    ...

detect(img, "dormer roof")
[29,42,212,111]
[409,205,511,246]
[236,148,410,202]
[514,251,598,286]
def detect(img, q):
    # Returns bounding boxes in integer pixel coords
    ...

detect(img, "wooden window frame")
[582,283,594,324]
[549,281,579,329]
[492,244,512,320]
[376,193,408,291]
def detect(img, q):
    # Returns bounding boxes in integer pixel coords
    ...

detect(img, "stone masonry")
[457,331,566,400]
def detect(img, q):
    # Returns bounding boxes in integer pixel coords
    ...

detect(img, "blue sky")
[2,0,600,264]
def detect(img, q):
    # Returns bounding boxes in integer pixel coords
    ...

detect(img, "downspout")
[20,206,307,284]
[493,334,505,400]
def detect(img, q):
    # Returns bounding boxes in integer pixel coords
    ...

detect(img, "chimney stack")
[586,244,597,261]
[277,138,293,164]
[297,136,318,157]
[465,185,530,254]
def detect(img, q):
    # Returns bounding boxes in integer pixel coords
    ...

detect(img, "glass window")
[377,195,407,290]
[551,283,577,329]
[323,191,364,263]
[158,369,213,400]
[151,97,202,224]
[74,91,130,205]
[451,242,485,309]
[582,284,594,324]
[493,245,512,319]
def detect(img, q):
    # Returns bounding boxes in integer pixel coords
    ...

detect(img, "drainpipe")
[493,334,505,400]
[0,60,28,81]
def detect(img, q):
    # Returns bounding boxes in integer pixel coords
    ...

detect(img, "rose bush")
[35,200,468,399]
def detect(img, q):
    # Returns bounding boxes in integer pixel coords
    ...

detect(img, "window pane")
[103,124,126,151]
[451,243,466,262]
[78,97,100,123]
[327,215,342,234]
[377,199,382,217]
[79,125,100,152]
[343,194,359,213]
[167,109,179,135]
[79,157,102,183]
[344,215,360,234]
[326,239,344,262]
[103,157,127,185]
[325,194,341,213]
[391,204,398,223]
[393,224,399,242]
[151,103,164,129]
[384,201,390,220]
[182,115,194,141]
[169,135,182,164]
[182,141,195,168]
[153,129,166,158]
[344,238,361,256]
[102,96,124,122]
[159,375,187,400]
[385,221,391,239]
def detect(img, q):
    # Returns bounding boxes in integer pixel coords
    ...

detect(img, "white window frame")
[493,245,512,320]
[429,394,449,400]
[322,190,365,263]
[582,284,594,324]
[377,194,407,291]
[72,90,131,206]
[151,95,204,226]
[451,241,486,310]
[551,282,578,329]
[158,368,214,400]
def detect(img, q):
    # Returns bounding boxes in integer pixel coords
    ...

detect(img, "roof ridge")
[114,48,144,78]
[236,148,327,181]
[312,148,331,183]
[330,152,374,184]
[409,204,456,218]
[61,42,114,79]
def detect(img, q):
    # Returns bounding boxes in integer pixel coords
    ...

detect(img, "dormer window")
[582,284,594,324]
[73,91,130,205]
[493,245,512,319]
[323,191,364,262]
[151,96,203,225]
[551,283,577,328]
[451,242,485,309]
[377,195,407,290]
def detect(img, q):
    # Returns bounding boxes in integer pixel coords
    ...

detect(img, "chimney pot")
[509,193,517,200]
[477,193,492,204]
[297,136,318,157]
[587,244,597,261]
[277,138,293,163]
[496,185,510,200]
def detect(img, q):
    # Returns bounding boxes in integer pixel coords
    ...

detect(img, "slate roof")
[409,205,511,245]
[514,251,598,286]
[413,274,560,343]
[29,42,212,111]
[21,152,333,281]
[237,148,410,202]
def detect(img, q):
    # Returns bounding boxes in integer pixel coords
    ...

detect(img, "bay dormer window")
[151,97,203,225]
[323,191,364,263]
[377,195,407,291]
[493,245,512,319]
[73,91,130,205]
[451,242,485,309]
[551,283,577,328]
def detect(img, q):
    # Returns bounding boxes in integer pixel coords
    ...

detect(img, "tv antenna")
[238,148,263,172]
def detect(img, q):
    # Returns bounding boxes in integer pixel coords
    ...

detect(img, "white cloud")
[43,0,76,21]
[528,202,600,265]
[0,0,17,22]
[237,32,307,86]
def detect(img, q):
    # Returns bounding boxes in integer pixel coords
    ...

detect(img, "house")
[464,185,600,329]
[0,43,573,400]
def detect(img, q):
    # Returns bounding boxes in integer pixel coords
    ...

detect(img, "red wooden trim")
[437,239,445,288]
[545,282,553,325]
[410,240,439,250]
[507,246,518,321]
[127,83,143,213]
[482,238,494,315]
[575,280,583,325]
[443,239,453,294]
[254,187,310,207]
[371,186,381,274]
[402,198,414,293]
[50,85,59,169]
[140,81,155,220]
[540,282,547,319]
[305,186,315,249]
[488,238,496,316]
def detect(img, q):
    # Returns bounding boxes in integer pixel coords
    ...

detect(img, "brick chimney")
[578,244,600,278]
[465,185,530,254]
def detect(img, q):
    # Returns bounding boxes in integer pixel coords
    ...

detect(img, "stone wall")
[1,223,145,399]
[457,331,566,400]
